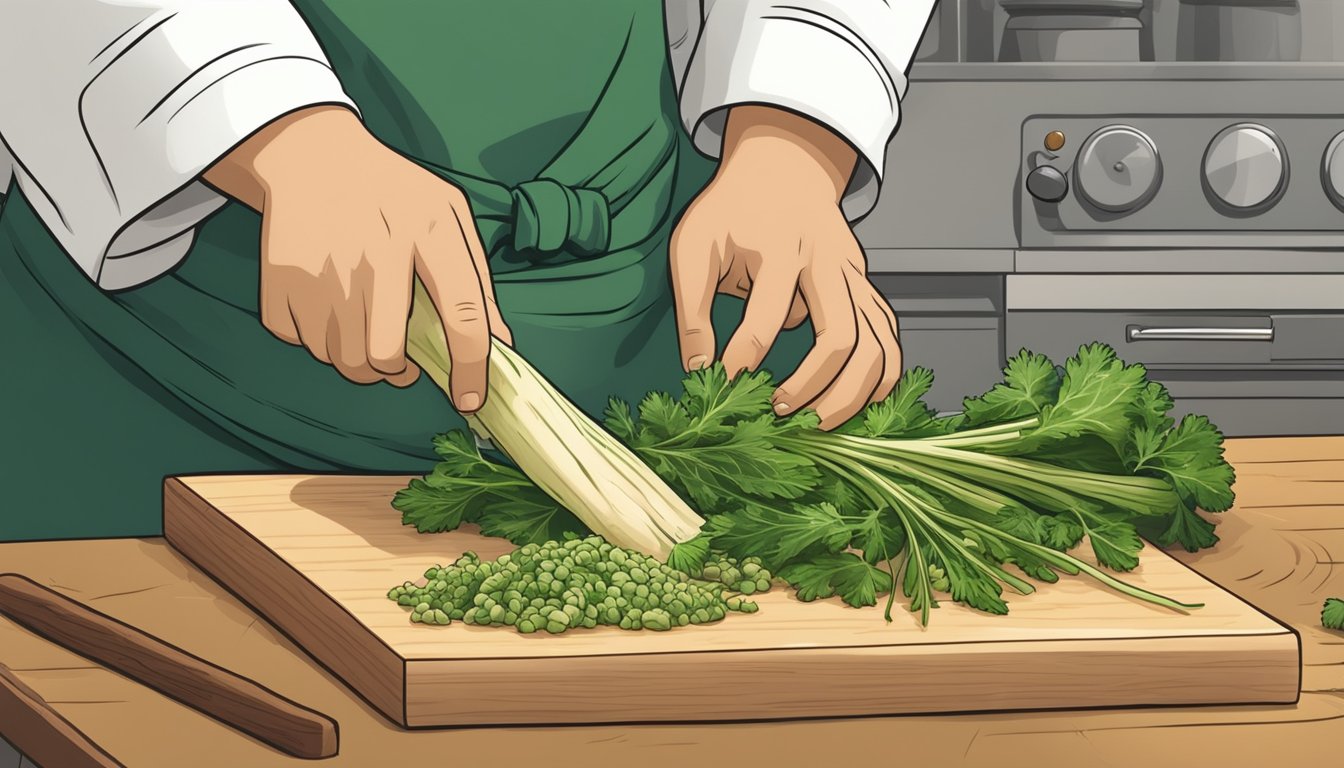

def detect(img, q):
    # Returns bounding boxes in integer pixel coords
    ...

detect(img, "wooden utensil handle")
[0,574,338,760]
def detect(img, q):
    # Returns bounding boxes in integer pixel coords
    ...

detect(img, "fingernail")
[686,355,708,371]
[457,392,481,412]
[773,401,792,416]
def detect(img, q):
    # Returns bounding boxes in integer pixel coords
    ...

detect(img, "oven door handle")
[1126,326,1275,342]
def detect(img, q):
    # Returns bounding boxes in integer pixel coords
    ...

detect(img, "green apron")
[0,0,812,541]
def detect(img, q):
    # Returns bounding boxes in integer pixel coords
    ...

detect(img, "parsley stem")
[917,417,1041,444]
[804,453,918,624]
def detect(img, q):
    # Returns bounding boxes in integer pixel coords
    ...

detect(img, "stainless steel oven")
[861,0,1344,435]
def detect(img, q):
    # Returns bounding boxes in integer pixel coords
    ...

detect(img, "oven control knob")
[1323,131,1344,210]
[1026,165,1068,202]
[1075,126,1161,213]
[1203,124,1287,211]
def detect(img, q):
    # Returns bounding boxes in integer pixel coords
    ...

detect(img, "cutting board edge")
[163,477,412,728]
[401,630,1302,727]
[1150,521,1303,642]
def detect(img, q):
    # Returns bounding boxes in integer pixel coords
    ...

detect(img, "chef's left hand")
[670,106,901,430]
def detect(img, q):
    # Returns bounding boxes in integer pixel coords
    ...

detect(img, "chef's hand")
[204,106,509,412]
[670,106,901,430]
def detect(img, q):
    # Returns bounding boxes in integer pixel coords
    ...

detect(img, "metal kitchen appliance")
[999,0,1147,62]
[859,0,1344,435]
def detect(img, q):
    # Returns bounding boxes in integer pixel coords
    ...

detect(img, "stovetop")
[1019,113,1344,247]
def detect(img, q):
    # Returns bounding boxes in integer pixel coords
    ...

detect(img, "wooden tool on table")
[0,658,122,768]
[0,573,338,760]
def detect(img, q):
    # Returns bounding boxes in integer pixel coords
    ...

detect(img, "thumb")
[669,224,719,371]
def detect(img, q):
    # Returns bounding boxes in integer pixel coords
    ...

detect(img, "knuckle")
[449,300,486,325]
[745,333,771,358]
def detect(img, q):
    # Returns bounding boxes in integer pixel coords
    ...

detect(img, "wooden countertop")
[3,437,1343,768]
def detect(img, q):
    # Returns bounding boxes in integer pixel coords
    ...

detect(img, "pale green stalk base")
[406,283,704,560]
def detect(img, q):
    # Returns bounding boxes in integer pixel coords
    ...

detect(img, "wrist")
[204,105,367,210]
[717,105,858,204]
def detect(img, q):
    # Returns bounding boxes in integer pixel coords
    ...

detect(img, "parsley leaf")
[838,367,943,438]
[1042,515,1085,551]
[475,503,588,546]
[780,552,894,608]
[1024,343,1149,450]
[704,502,851,570]
[602,398,638,443]
[395,432,567,535]
[1137,414,1237,513]
[1152,505,1219,552]
[680,365,776,427]
[636,391,693,443]
[666,532,712,575]
[1323,598,1344,631]
[1073,507,1143,572]
[1133,380,1177,433]
[962,349,1061,426]
[847,507,907,565]
[636,414,820,512]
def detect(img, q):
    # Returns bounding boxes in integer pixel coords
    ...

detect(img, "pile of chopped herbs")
[395,343,1236,625]
[388,538,768,633]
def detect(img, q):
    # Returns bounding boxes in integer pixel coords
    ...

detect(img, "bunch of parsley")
[396,343,1235,625]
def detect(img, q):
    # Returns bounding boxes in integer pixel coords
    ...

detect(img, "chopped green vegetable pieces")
[1323,598,1344,631]
[388,537,763,633]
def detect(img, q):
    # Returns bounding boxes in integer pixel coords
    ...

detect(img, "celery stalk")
[405,282,705,560]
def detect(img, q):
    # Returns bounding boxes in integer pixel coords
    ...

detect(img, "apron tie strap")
[509,179,611,257]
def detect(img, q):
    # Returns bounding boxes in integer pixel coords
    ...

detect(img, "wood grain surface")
[0,660,121,768]
[160,472,1298,727]
[0,436,1342,767]
[0,575,337,759]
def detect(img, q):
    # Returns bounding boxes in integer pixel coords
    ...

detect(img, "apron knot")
[509,179,611,258]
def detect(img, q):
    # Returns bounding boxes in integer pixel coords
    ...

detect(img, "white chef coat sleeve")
[0,1,359,291]
[678,0,937,222]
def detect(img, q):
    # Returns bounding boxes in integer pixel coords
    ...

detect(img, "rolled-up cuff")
[680,12,904,222]
[86,56,358,289]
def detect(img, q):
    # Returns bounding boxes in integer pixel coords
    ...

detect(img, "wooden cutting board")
[162,474,1300,729]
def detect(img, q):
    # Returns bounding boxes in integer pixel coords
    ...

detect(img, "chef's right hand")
[203,106,509,413]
